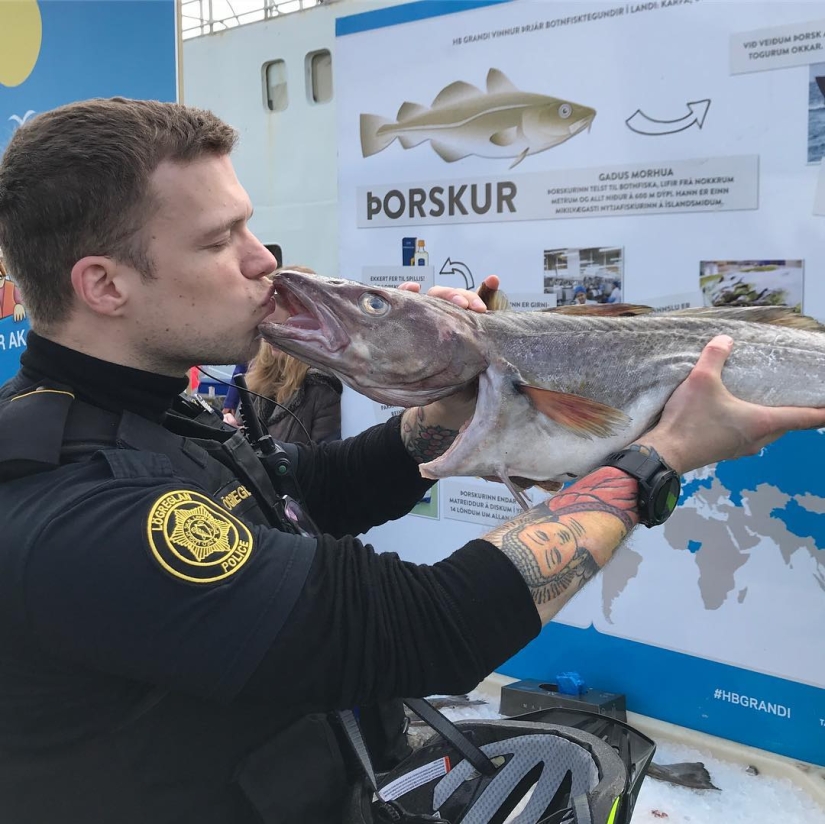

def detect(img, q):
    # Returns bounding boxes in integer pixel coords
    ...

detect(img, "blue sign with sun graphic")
[0,0,177,382]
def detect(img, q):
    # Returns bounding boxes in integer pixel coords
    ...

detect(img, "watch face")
[654,475,681,522]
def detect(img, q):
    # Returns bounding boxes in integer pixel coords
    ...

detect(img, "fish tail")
[360,114,396,157]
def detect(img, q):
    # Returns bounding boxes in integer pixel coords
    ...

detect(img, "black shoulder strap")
[0,383,77,480]
[117,405,299,530]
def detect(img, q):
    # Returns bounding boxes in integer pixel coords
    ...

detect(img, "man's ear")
[70,256,129,317]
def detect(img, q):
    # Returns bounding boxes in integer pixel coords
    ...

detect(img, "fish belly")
[419,360,671,483]
[396,124,530,160]
[419,317,825,485]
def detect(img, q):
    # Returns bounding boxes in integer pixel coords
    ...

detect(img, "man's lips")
[260,282,278,308]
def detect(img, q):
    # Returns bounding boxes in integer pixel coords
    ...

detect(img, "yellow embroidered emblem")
[147,490,254,583]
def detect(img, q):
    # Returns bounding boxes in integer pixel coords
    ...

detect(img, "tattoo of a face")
[486,468,639,612]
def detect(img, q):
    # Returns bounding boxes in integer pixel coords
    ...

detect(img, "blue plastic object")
[556,672,587,696]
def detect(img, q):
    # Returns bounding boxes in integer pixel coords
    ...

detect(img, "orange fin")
[540,303,653,317]
[520,385,630,438]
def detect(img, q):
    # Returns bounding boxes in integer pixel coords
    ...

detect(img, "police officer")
[0,99,822,824]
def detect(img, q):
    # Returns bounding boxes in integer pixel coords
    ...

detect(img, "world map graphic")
[597,430,825,680]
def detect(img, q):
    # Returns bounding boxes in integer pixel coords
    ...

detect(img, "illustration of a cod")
[360,68,596,169]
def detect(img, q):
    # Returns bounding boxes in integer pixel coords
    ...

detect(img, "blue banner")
[0,0,178,383]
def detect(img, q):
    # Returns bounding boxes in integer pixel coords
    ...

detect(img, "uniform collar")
[20,331,188,423]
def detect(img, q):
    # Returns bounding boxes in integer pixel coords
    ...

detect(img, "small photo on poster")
[808,63,825,164]
[700,260,804,312]
[543,246,623,306]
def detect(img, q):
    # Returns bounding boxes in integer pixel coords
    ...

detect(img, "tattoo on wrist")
[402,407,460,463]
[486,468,639,612]
[547,470,638,532]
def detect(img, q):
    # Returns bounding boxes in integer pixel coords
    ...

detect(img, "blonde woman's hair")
[247,264,315,404]
[247,340,310,405]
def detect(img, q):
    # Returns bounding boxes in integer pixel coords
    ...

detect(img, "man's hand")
[13,303,25,322]
[638,335,825,475]
[399,276,499,462]
[222,411,240,428]
[399,275,500,313]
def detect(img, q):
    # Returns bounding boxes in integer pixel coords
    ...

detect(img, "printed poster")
[336,0,825,765]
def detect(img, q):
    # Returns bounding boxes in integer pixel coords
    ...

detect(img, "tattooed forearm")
[400,405,461,463]
[534,546,600,604]
[483,467,640,623]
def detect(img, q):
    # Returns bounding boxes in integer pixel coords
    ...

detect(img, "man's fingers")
[398,282,422,293]
[693,335,734,377]
[768,406,825,433]
[427,285,488,312]
[455,294,487,311]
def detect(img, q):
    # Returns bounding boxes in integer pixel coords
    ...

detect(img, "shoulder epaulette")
[0,383,76,481]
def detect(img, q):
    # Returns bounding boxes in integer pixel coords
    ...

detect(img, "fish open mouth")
[259,272,350,354]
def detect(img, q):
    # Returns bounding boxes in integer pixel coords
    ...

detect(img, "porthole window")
[263,59,288,112]
[306,49,332,104]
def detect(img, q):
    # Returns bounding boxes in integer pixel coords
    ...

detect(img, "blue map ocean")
[682,429,825,544]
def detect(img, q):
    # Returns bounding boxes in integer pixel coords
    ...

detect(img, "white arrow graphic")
[625,100,711,136]
[439,257,474,289]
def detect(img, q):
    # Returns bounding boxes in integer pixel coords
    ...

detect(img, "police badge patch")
[146,490,254,583]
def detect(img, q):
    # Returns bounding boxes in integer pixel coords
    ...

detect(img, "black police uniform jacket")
[0,334,539,824]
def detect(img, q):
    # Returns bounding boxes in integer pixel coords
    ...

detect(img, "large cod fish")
[260,271,825,508]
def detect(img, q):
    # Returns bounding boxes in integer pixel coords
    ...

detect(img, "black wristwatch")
[601,445,681,527]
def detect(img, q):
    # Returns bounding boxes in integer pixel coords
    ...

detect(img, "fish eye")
[558,103,572,119]
[359,292,390,316]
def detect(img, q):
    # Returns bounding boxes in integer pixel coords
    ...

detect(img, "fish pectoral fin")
[486,68,520,95]
[431,141,468,163]
[490,126,520,147]
[519,386,630,439]
[540,303,653,317]
[431,80,484,108]
[396,101,429,122]
[509,147,530,169]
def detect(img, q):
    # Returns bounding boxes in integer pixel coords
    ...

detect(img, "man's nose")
[244,245,279,280]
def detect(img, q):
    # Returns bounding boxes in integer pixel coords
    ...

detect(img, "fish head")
[258,270,489,406]
[523,98,596,145]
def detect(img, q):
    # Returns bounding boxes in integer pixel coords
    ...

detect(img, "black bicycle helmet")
[348,717,630,824]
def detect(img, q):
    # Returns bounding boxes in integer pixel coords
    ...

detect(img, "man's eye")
[209,238,230,250]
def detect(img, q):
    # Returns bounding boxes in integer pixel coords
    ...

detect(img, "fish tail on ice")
[360,113,397,157]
